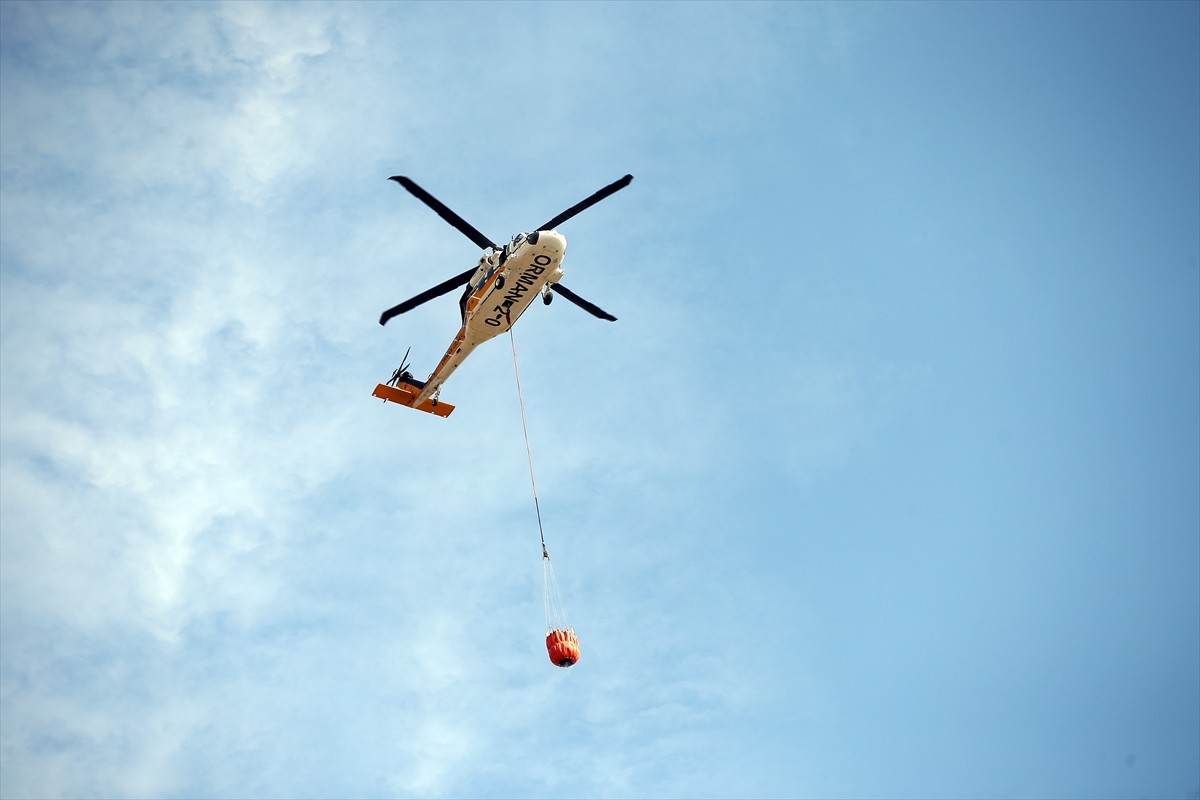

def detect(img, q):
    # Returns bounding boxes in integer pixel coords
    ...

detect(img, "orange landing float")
[546,629,580,668]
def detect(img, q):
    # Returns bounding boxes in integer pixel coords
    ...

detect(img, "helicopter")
[372,173,633,417]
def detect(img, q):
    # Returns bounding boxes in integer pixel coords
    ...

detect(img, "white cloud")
[1,3,864,798]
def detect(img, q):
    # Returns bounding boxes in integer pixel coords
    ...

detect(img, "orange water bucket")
[546,628,580,668]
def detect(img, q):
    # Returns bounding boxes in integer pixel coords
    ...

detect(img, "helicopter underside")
[374,174,630,417]
[412,234,567,407]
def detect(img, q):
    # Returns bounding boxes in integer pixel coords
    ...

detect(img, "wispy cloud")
[1,4,771,796]
[6,2,1197,799]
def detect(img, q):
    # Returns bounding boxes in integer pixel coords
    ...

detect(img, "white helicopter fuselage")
[413,229,566,406]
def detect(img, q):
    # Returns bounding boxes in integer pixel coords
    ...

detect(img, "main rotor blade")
[379,266,476,326]
[552,283,617,322]
[390,176,499,251]
[538,174,633,231]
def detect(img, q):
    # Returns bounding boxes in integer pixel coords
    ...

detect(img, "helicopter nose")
[531,229,567,257]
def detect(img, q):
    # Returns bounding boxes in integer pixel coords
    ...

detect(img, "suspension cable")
[510,329,573,635]
[509,329,547,558]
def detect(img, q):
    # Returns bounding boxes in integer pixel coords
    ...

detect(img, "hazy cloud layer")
[3,3,1198,799]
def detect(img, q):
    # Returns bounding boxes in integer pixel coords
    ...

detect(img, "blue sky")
[1,2,1197,798]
